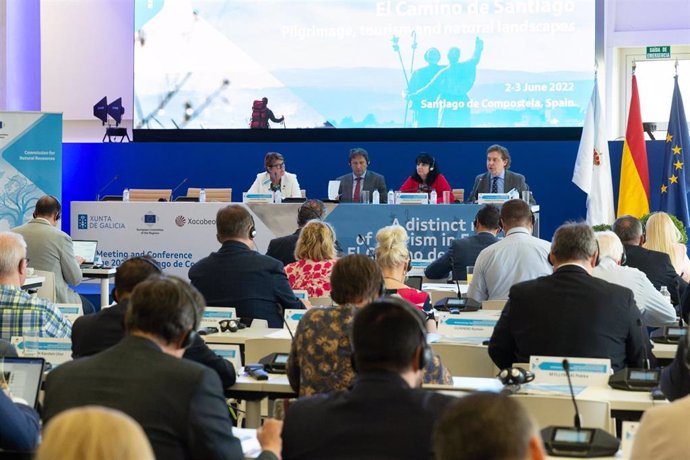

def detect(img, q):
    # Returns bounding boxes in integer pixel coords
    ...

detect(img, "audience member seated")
[43,275,281,460]
[0,387,40,452]
[425,204,501,280]
[247,151,302,198]
[282,297,457,459]
[287,255,450,396]
[267,199,328,266]
[71,256,236,389]
[467,199,551,302]
[659,337,690,401]
[12,196,95,314]
[36,406,154,460]
[285,220,337,298]
[336,147,387,203]
[434,392,545,460]
[593,231,676,327]
[630,392,690,460]
[189,205,304,328]
[644,211,690,283]
[613,215,687,305]
[489,222,647,371]
[0,232,71,339]
[467,144,533,203]
[399,153,452,203]
[376,225,434,319]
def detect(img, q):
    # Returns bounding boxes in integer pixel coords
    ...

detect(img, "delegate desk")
[71,202,540,278]
[81,266,116,308]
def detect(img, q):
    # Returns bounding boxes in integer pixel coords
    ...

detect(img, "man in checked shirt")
[0,232,71,340]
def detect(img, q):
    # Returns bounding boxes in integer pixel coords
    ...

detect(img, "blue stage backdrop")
[62,139,667,241]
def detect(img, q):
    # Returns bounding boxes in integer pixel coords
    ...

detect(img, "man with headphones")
[335,147,388,203]
[13,195,95,314]
[189,205,304,327]
[282,297,456,459]
[43,275,282,460]
[488,222,647,372]
[71,256,237,389]
[467,199,551,302]
[425,204,501,281]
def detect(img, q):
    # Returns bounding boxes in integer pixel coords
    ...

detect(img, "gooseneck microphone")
[171,178,189,196]
[280,310,295,340]
[562,359,582,429]
[96,175,119,201]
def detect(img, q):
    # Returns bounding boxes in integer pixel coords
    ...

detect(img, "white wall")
[40,0,133,141]
[37,0,690,141]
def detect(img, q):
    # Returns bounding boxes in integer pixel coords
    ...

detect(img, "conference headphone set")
[248,216,257,240]
[497,366,535,389]
[350,298,432,372]
[164,276,201,349]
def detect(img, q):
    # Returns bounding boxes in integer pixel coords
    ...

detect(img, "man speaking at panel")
[467,144,532,203]
[336,148,387,203]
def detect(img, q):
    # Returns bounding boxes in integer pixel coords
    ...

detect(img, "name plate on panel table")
[200,307,236,330]
[207,344,242,372]
[477,193,513,204]
[437,313,497,337]
[529,356,611,387]
[11,337,72,366]
[57,304,83,324]
[243,193,274,204]
[284,309,305,331]
[397,193,428,204]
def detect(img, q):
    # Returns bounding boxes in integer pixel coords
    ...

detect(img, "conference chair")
[431,343,497,378]
[33,270,56,303]
[512,394,614,435]
[127,189,172,202]
[452,188,464,203]
[186,187,232,202]
[481,300,507,310]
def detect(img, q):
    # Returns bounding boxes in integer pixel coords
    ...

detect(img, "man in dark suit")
[613,215,687,306]
[189,205,304,327]
[425,204,501,280]
[467,144,532,203]
[266,199,325,266]
[659,337,690,401]
[336,147,388,203]
[71,256,236,389]
[489,222,647,371]
[43,275,281,460]
[282,297,456,459]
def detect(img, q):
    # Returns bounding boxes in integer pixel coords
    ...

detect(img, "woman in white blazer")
[247,152,302,198]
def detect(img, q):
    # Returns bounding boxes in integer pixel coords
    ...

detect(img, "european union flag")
[660,75,690,228]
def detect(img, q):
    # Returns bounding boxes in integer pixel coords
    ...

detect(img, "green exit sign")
[646,46,671,59]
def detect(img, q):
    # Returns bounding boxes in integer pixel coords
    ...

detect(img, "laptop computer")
[0,356,46,408]
[72,240,98,267]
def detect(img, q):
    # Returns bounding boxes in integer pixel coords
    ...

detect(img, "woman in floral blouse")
[285,220,338,298]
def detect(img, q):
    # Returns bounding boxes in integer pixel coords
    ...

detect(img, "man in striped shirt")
[0,232,71,340]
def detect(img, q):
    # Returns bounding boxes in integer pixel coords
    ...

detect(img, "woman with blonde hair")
[36,406,154,460]
[644,212,690,283]
[285,220,338,298]
[375,225,453,385]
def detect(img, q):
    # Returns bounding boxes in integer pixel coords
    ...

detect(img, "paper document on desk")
[437,336,489,345]
[266,329,292,339]
[520,383,586,396]
[233,427,261,458]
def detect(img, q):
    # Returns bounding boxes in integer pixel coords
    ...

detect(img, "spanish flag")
[617,75,650,217]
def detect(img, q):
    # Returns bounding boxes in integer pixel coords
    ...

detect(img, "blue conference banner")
[0,112,62,230]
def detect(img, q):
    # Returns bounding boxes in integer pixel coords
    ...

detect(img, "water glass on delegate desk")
[360,190,370,204]
[442,190,452,204]
[466,266,474,284]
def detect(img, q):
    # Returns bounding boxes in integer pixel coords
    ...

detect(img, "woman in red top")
[399,153,452,203]
[285,220,338,298]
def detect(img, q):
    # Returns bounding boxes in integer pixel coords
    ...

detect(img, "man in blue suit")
[467,144,532,203]
[425,204,501,280]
